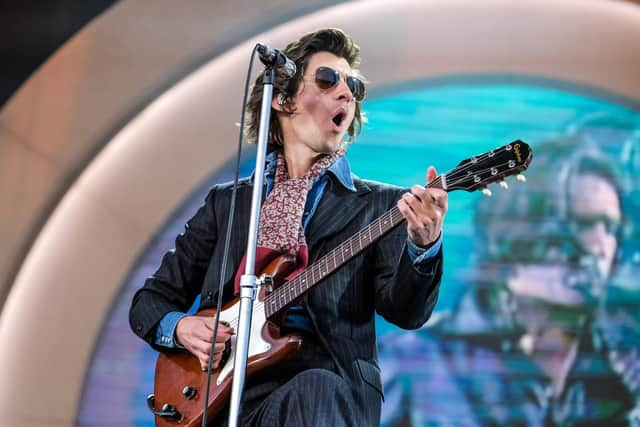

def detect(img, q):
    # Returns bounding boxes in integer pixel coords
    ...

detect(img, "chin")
[319,138,343,153]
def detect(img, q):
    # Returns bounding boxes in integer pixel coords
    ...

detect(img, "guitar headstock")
[435,140,533,193]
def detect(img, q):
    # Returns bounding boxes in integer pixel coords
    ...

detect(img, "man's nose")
[581,222,611,256]
[334,79,354,102]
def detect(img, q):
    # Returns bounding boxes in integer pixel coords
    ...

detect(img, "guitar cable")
[201,44,259,427]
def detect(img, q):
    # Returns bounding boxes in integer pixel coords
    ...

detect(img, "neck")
[522,328,581,397]
[282,143,323,178]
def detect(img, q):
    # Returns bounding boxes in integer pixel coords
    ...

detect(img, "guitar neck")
[262,139,533,318]
[263,177,446,318]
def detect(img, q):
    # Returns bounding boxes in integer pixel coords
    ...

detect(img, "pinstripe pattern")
[130,174,443,426]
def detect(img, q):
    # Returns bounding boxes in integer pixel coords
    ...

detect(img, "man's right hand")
[175,315,235,371]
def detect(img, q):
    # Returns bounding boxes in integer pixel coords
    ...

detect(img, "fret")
[269,298,276,317]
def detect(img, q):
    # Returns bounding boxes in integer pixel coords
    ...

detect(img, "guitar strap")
[234,145,346,294]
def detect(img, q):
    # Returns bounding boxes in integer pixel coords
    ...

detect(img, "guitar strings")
[262,157,519,314]
[261,147,521,317]
[263,158,518,313]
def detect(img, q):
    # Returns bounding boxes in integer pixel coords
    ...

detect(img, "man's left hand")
[397,166,448,248]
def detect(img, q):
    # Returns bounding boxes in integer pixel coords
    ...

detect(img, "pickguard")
[216,299,270,385]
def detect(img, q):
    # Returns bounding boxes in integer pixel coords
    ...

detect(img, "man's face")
[568,173,621,279]
[507,173,621,311]
[276,51,358,155]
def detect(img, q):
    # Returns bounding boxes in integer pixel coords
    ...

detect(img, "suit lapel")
[306,177,371,251]
[220,183,261,286]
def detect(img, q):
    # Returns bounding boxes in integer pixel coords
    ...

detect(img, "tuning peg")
[516,174,526,182]
[499,180,509,190]
[482,188,492,197]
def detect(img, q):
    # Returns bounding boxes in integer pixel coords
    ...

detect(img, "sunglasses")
[569,215,621,236]
[307,66,366,101]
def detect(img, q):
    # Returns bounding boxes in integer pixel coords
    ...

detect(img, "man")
[130,28,447,426]
[379,138,639,426]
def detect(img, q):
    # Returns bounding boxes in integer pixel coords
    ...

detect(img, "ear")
[271,95,283,111]
[272,93,287,112]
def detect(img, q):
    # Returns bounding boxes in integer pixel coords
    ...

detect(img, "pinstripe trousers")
[211,333,361,427]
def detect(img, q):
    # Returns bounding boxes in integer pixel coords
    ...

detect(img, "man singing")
[130,28,447,426]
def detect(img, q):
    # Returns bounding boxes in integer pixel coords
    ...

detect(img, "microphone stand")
[227,66,274,427]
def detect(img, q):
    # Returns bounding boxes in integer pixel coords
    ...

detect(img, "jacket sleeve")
[373,189,443,330]
[129,186,219,347]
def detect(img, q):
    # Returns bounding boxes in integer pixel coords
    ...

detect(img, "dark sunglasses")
[569,215,622,236]
[309,66,366,101]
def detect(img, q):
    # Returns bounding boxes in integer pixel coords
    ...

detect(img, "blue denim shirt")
[155,151,442,347]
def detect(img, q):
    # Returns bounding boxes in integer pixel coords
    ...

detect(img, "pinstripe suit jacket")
[130,174,443,425]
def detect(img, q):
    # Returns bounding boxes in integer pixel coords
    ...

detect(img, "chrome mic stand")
[227,65,275,427]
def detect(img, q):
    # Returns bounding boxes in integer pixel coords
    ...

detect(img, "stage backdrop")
[78,81,640,426]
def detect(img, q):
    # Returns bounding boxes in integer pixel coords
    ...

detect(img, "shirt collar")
[256,150,356,192]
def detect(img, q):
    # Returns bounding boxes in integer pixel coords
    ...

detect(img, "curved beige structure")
[1,0,639,425]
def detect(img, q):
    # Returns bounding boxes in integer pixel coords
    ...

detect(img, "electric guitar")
[147,140,533,426]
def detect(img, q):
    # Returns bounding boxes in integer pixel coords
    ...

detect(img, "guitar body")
[153,255,303,427]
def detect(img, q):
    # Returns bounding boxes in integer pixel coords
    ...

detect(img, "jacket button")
[136,324,143,332]
[207,291,213,300]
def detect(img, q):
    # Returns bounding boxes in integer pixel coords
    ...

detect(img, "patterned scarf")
[234,145,346,293]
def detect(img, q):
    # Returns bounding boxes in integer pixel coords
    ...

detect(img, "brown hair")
[244,28,365,147]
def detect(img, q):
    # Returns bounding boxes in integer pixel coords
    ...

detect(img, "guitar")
[147,140,533,426]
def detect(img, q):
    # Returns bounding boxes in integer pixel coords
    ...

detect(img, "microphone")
[256,43,297,78]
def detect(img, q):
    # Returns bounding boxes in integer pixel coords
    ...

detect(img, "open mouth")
[331,110,346,128]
